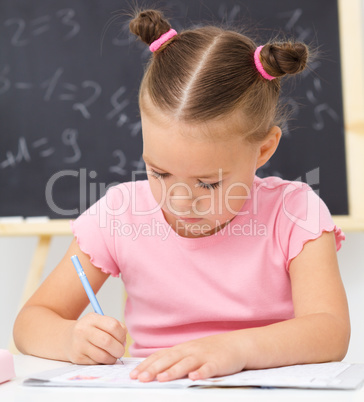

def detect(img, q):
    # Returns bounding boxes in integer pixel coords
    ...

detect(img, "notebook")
[23,358,364,390]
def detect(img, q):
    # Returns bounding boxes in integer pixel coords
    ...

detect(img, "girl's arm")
[13,238,127,364]
[130,231,350,382]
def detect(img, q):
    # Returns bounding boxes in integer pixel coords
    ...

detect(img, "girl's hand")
[130,333,246,382]
[64,312,127,364]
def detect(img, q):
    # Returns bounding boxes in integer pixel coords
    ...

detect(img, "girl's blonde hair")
[129,9,309,142]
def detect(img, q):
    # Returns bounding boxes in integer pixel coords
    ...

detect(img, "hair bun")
[129,9,172,46]
[260,41,309,78]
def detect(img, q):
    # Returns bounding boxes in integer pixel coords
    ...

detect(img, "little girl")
[14,9,350,383]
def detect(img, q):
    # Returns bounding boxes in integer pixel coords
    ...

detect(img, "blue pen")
[71,255,104,315]
[71,255,123,363]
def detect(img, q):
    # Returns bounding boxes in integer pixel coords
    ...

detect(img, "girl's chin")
[162,210,232,236]
[171,219,211,237]
[177,220,228,238]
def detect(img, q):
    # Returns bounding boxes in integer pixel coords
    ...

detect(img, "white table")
[1,355,364,402]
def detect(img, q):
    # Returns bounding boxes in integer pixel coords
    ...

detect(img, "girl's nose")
[167,182,195,215]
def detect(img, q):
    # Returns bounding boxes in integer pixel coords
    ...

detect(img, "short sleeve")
[277,181,345,271]
[70,185,130,278]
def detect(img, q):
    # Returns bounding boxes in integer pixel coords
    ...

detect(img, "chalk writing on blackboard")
[276,9,340,132]
[4,8,80,46]
[1,64,135,127]
[0,0,348,217]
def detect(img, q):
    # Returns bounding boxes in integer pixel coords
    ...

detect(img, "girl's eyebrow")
[143,154,230,179]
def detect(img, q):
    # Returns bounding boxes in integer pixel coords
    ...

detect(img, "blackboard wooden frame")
[334,0,364,231]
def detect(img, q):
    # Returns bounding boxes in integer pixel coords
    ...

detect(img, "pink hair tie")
[149,28,177,52]
[254,45,276,81]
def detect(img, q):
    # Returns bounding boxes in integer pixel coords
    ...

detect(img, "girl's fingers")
[156,356,200,382]
[68,314,127,364]
[129,351,165,379]
[188,361,218,380]
[83,342,118,365]
[69,342,114,365]
[88,327,125,360]
[81,313,127,359]
[69,353,97,365]
[132,351,199,382]
[90,313,127,344]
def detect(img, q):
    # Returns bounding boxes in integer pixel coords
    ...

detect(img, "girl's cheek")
[147,179,164,207]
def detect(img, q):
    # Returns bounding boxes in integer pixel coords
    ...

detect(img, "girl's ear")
[256,126,282,169]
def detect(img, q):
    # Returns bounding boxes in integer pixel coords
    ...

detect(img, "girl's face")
[140,103,274,238]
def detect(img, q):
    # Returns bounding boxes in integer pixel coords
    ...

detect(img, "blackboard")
[0,0,348,218]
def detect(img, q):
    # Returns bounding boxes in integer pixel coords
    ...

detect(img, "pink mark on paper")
[68,375,100,381]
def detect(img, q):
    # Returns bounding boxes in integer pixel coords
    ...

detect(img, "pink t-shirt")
[71,175,344,357]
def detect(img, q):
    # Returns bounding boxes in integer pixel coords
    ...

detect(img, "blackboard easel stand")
[0,220,71,353]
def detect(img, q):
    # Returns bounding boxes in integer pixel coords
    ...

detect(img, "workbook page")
[24,358,363,389]
[33,358,193,388]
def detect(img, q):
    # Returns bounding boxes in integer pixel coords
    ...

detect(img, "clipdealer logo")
[45,168,119,216]
[45,167,321,237]
[282,167,320,234]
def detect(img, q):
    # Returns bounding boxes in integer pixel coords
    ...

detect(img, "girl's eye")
[149,168,221,190]
[197,180,221,190]
[150,169,170,179]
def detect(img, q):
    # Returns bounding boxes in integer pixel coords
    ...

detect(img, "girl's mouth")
[177,217,202,223]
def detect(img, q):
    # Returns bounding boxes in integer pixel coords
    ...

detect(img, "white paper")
[24,358,364,390]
